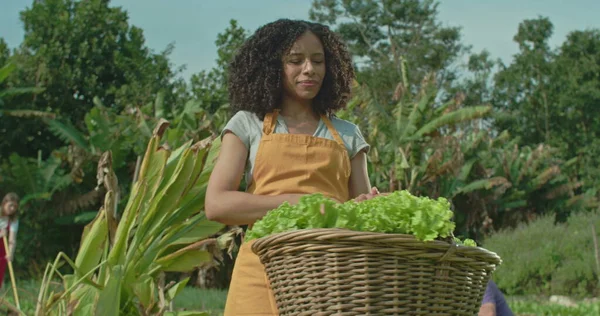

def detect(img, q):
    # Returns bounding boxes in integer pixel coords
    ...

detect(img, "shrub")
[483,210,600,298]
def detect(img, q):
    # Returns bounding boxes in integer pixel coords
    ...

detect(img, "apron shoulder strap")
[321,115,346,148]
[262,110,279,135]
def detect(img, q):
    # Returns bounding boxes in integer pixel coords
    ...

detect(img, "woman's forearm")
[205,191,302,225]
[8,231,16,257]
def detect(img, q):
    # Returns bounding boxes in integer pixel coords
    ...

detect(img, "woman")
[205,19,378,315]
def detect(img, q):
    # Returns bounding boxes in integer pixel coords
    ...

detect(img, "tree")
[1,0,180,158]
[309,0,467,103]
[492,17,600,190]
[0,38,9,66]
[493,16,556,146]
[189,19,247,113]
[552,29,600,190]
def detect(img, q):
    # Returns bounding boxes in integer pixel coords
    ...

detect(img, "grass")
[509,297,600,316]
[0,278,228,315]
[174,287,228,316]
[2,279,600,315]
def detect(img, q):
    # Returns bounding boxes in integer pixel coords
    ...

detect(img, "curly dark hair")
[228,19,355,119]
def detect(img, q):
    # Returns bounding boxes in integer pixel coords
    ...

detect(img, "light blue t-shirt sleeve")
[350,125,370,158]
[330,117,371,159]
[9,219,18,233]
[222,111,254,150]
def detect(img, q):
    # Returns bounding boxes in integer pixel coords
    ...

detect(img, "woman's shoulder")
[228,110,261,122]
[222,111,264,149]
[329,116,364,137]
[329,116,370,157]
[224,111,262,129]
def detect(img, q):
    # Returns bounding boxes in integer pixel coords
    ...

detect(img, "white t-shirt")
[222,110,371,187]
[0,216,18,236]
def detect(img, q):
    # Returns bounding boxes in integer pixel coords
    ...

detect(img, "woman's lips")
[298,80,318,87]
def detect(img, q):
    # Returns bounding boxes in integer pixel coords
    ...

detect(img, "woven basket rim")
[251,228,502,265]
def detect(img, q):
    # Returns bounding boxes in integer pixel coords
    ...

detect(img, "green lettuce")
[245,190,476,246]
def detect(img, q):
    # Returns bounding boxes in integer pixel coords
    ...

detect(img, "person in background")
[0,192,20,289]
[479,279,514,316]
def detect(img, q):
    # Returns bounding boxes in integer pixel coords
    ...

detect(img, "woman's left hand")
[353,187,381,202]
[5,253,12,262]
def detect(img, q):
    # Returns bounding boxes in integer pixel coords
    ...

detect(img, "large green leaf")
[413,105,492,139]
[74,209,108,278]
[402,88,435,138]
[156,215,223,260]
[454,177,510,196]
[157,250,212,272]
[458,158,478,182]
[0,87,45,98]
[69,284,98,316]
[166,277,189,302]
[158,139,193,193]
[141,147,199,239]
[95,265,123,316]
[154,90,166,118]
[168,220,224,246]
[132,274,155,309]
[19,192,52,207]
[55,211,98,225]
[0,62,16,83]
[108,181,147,267]
[46,119,91,152]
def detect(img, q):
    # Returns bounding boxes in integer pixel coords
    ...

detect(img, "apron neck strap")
[321,115,345,148]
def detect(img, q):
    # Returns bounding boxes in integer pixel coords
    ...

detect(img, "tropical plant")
[466,142,597,232]
[338,65,492,193]
[0,62,45,107]
[33,120,239,316]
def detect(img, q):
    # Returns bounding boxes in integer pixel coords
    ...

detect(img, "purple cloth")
[482,280,513,316]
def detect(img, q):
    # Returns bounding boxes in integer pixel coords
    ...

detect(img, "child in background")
[0,193,20,289]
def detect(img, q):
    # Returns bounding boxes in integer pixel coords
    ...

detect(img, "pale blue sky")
[1,0,599,80]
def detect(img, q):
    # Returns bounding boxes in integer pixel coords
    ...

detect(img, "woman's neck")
[280,95,318,121]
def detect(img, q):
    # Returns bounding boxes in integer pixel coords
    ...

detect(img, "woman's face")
[282,31,326,102]
[2,201,17,216]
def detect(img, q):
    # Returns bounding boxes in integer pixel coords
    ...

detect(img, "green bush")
[483,210,600,298]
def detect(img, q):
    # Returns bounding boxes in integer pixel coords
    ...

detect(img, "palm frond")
[62,189,103,214]
[0,62,16,83]
[413,105,492,139]
[40,156,63,192]
[454,177,510,196]
[0,87,46,97]
[46,119,91,152]
[0,109,56,119]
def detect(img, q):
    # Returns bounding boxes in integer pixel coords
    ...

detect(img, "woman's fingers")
[371,187,380,195]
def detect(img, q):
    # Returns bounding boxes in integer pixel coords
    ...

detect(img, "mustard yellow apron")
[223,110,351,315]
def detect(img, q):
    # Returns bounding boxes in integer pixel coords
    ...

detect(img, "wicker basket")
[252,228,502,316]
